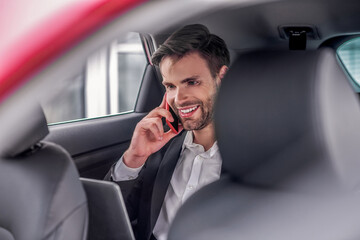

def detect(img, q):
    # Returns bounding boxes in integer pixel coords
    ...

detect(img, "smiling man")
[105,24,229,240]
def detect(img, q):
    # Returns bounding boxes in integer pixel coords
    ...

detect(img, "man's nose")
[175,87,188,106]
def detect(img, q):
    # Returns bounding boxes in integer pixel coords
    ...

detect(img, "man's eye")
[166,85,175,90]
[188,80,199,86]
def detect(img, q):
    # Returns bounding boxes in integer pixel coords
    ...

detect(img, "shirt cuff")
[112,156,144,181]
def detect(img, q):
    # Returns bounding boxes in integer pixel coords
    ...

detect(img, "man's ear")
[216,65,228,86]
[219,65,228,79]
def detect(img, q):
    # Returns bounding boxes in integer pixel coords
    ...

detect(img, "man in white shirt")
[105,24,229,240]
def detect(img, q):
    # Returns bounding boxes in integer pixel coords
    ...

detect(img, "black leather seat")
[0,106,88,240]
[168,48,360,239]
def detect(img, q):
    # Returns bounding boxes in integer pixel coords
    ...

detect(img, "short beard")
[179,92,216,131]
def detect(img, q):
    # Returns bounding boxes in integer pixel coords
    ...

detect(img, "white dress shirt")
[113,131,222,240]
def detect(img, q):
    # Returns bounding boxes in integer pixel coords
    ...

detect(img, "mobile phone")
[165,94,179,134]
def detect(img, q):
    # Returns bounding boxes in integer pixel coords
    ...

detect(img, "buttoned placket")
[182,154,204,203]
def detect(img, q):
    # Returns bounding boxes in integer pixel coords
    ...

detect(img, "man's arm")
[122,94,183,168]
[104,94,183,221]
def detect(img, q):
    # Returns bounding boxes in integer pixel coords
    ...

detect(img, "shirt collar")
[181,131,219,158]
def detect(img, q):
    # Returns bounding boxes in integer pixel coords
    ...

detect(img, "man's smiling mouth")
[180,106,198,113]
[178,105,199,118]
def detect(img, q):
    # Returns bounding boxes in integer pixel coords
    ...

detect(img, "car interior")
[2,0,360,239]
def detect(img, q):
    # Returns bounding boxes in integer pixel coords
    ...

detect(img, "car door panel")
[46,113,145,179]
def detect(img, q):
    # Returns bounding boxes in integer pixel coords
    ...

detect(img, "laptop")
[80,178,135,240]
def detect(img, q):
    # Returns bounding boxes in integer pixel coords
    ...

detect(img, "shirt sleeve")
[112,156,144,181]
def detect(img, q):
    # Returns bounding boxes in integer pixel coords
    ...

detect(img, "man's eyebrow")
[180,75,200,84]
[162,81,172,86]
[162,75,200,86]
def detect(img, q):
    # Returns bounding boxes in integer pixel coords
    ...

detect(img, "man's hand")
[123,95,183,168]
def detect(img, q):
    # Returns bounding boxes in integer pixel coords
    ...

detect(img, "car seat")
[0,105,88,240]
[168,48,360,240]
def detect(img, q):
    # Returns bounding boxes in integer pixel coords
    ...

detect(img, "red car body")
[0,0,145,103]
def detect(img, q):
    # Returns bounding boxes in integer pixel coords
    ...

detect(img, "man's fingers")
[147,107,174,122]
[146,94,175,122]
[141,122,162,141]
[154,119,164,138]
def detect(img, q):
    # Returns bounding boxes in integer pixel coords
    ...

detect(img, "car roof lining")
[150,0,360,51]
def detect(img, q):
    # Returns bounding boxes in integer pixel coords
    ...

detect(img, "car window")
[42,32,147,124]
[337,37,360,92]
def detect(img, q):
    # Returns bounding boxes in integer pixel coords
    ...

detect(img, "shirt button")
[188,185,194,190]
[128,176,134,180]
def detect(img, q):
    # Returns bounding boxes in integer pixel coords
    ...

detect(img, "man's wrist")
[112,156,143,181]
[123,150,148,168]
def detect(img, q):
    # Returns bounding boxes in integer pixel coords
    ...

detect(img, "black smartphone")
[165,95,179,134]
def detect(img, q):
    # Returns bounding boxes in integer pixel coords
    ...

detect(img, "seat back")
[0,106,88,240]
[168,48,360,239]
[81,178,135,240]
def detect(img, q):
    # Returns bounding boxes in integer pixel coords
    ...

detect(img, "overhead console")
[279,25,320,50]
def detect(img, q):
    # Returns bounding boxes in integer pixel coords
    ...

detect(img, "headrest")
[215,48,360,192]
[0,104,49,157]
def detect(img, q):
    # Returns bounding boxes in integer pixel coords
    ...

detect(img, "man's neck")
[192,123,216,151]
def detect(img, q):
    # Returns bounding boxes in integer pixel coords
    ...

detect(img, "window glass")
[43,32,147,124]
[337,37,360,91]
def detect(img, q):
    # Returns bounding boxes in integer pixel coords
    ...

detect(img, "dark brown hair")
[152,24,230,78]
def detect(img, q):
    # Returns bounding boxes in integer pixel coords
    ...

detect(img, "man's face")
[160,52,220,131]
